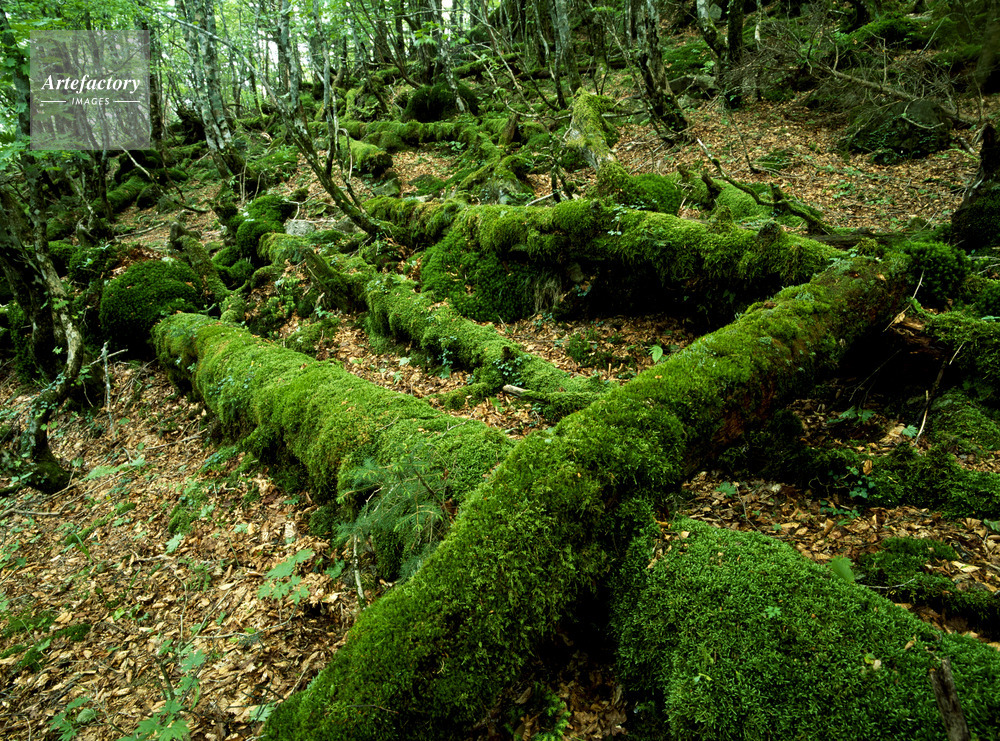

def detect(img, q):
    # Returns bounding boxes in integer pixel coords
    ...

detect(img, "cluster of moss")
[902,240,969,305]
[260,255,910,740]
[597,161,681,214]
[614,518,1000,741]
[857,537,999,638]
[926,388,1000,456]
[924,310,1000,403]
[231,193,296,264]
[337,135,392,176]
[953,184,1000,251]
[99,259,207,354]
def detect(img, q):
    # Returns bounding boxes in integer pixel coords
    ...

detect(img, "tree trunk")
[260,254,910,740]
[634,0,689,139]
[549,0,582,91]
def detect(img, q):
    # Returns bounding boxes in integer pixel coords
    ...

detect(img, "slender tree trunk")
[550,0,582,91]
[634,0,688,139]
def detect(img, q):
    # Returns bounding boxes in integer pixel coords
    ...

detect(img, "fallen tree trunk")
[151,314,513,507]
[260,254,910,741]
[417,197,841,324]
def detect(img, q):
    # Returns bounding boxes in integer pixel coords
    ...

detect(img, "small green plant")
[258,548,315,605]
[337,440,455,582]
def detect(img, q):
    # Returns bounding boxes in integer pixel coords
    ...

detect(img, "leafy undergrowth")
[0,364,366,740]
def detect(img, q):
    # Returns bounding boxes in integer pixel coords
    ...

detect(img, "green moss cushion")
[99,259,205,354]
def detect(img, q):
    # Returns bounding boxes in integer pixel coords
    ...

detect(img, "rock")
[284,220,316,236]
[847,99,952,164]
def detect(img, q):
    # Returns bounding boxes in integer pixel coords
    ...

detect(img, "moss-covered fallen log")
[261,254,910,741]
[152,314,513,504]
[614,517,1000,740]
[418,197,841,323]
[263,234,606,416]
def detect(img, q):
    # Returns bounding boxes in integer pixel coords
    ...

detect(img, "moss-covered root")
[614,518,1000,740]
[337,135,392,176]
[151,314,512,504]
[261,256,910,741]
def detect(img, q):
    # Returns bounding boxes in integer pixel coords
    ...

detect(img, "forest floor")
[2,91,1000,740]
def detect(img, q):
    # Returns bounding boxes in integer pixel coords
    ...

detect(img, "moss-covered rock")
[337,136,392,176]
[614,518,1000,741]
[99,259,206,354]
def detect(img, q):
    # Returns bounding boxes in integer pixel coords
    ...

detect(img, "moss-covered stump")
[152,314,512,505]
[338,136,392,176]
[420,198,842,324]
[261,255,910,741]
[565,93,619,171]
[99,259,206,354]
[614,518,1000,740]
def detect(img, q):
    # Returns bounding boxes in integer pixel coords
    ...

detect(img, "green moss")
[153,314,512,506]
[953,184,1000,251]
[236,219,282,264]
[262,256,910,741]
[858,537,999,637]
[99,259,206,354]
[246,194,296,224]
[565,93,618,168]
[419,199,838,324]
[597,162,681,214]
[403,83,479,122]
[926,389,1000,455]
[364,197,463,248]
[338,136,392,176]
[924,310,1000,404]
[46,210,78,241]
[614,518,1000,741]
[868,443,1000,517]
[46,240,75,275]
[846,14,928,50]
[105,175,145,212]
[902,240,969,305]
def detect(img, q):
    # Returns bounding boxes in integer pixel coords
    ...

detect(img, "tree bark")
[260,254,910,740]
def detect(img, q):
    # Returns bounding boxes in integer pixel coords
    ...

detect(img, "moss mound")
[614,518,1000,740]
[402,83,479,122]
[99,259,206,354]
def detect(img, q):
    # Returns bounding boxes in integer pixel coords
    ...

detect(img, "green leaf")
[829,555,856,583]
